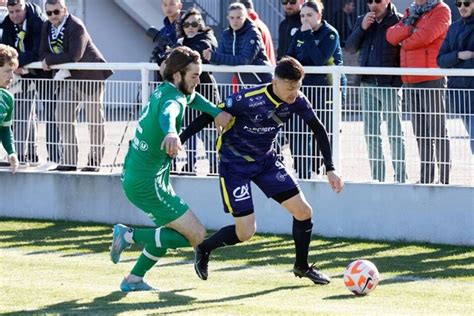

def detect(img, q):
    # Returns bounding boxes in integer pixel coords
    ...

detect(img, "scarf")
[403,0,441,26]
[14,20,27,53]
[48,15,69,54]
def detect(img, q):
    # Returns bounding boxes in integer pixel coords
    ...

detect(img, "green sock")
[133,227,191,249]
[131,245,167,277]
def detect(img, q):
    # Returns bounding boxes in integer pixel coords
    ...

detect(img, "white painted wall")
[0,171,472,246]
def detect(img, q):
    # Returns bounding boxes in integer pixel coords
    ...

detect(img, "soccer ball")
[343,259,379,295]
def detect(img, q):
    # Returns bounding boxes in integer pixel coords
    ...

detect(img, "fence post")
[141,67,150,106]
[332,70,342,172]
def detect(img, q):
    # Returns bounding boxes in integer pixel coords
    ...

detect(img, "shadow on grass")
[6,286,304,315]
[1,218,473,282]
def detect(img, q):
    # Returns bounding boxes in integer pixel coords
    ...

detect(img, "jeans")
[361,83,407,182]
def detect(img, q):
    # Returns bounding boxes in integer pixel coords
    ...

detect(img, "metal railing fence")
[0,62,471,186]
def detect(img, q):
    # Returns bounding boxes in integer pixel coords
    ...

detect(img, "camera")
[147,26,179,64]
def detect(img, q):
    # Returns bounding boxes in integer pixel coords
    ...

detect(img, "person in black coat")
[176,8,220,174]
[277,0,304,60]
[1,0,60,165]
[345,0,407,183]
[438,0,474,154]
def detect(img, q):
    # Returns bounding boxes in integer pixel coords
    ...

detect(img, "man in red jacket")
[387,0,451,184]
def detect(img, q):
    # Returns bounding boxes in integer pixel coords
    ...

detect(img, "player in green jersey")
[0,44,19,174]
[110,46,232,292]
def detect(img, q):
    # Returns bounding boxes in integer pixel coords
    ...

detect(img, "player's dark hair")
[162,46,201,82]
[274,56,305,81]
[0,44,18,68]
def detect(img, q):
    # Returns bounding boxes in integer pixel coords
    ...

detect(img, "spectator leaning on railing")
[286,0,344,179]
[202,2,272,87]
[39,0,113,172]
[0,44,19,173]
[1,0,61,167]
[437,0,474,154]
[346,0,407,183]
[387,0,452,184]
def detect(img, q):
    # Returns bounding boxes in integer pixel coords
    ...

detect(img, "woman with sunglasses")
[285,0,344,179]
[438,0,474,154]
[176,8,220,174]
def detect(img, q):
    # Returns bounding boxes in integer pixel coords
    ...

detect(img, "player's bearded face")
[179,63,201,95]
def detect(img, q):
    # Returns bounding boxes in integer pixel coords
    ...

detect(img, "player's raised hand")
[9,153,19,174]
[327,170,344,193]
[161,133,182,158]
[214,112,233,135]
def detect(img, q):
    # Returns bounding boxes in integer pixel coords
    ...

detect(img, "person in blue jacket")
[438,0,474,154]
[202,2,272,86]
[286,0,344,179]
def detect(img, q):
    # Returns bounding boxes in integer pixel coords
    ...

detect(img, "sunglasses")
[46,9,62,16]
[367,0,382,4]
[281,0,298,5]
[183,21,200,28]
[455,1,472,7]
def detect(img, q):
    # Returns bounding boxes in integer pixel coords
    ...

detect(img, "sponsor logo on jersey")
[251,114,264,123]
[233,184,251,202]
[276,171,288,182]
[139,141,149,151]
[226,98,233,108]
[243,125,276,134]
[249,100,266,108]
[291,27,298,36]
[236,94,242,101]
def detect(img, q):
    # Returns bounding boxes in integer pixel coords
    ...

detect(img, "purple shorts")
[218,154,299,216]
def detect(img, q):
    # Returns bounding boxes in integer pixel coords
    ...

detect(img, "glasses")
[367,0,382,4]
[455,1,472,7]
[46,9,61,16]
[281,0,298,5]
[183,21,200,28]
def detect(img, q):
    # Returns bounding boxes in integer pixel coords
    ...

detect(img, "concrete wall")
[0,171,472,246]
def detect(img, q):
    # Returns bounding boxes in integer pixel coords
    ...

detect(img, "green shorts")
[122,171,189,226]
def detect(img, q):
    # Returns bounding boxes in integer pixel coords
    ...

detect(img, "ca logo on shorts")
[233,184,250,202]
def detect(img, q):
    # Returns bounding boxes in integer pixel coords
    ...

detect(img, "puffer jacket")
[286,20,343,86]
[211,18,272,85]
[386,1,451,84]
[437,15,474,89]
[346,2,402,87]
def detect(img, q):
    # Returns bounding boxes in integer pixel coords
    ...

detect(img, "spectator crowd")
[0,0,472,185]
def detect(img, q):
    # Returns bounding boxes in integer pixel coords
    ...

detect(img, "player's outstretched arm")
[327,170,344,193]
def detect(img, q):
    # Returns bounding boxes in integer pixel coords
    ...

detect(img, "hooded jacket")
[211,18,271,85]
